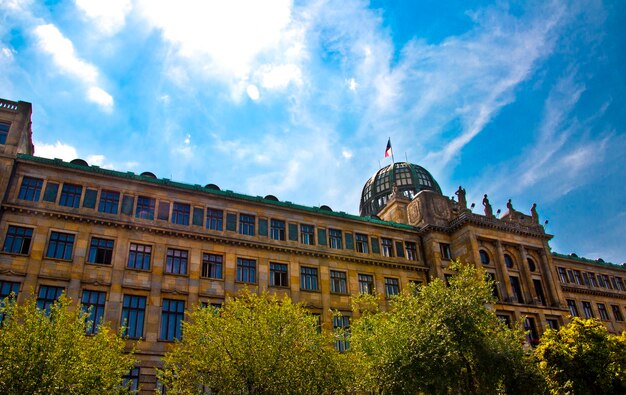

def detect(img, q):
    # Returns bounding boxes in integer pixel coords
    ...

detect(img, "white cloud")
[87,87,114,111]
[33,24,114,111]
[246,84,260,101]
[342,149,353,159]
[137,0,294,80]
[1,47,15,61]
[75,0,132,35]
[34,140,78,161]
[257,63,302,90]
[347,78,357,91]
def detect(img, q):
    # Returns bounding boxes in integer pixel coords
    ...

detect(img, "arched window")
[504,254,514,269]
[527,257,537,272]
[479,250,490,265]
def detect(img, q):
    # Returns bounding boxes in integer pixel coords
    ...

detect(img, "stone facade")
[1,98,625,393]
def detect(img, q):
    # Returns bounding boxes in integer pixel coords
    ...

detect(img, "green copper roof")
[552,252,626,272]
[16,154,417,231]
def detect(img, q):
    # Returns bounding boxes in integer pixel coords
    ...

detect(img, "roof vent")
[569,253,578,257]
[320,205,333,212]
[205,183,220,191]
[70,158,89,166]
[264,195,279,201]
[140,171,157,179]
[597,258,605,263]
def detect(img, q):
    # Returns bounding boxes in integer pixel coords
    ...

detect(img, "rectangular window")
[165,248,188,275]
[381,238,394,257]
[385,277,400,297]
[46,231,75,260]
[582,272,590,286]
[2,225,33,254]
[597,274,607,288]
[121,295,146,339]
[269,262,288,287]
[358,274,374,295]
[330,270,348,294]
[567,270,575,283]
[557,267,568,283]
[59,183,82,208]
[172,202,190,225]
[333,315,350,352]
[201,253,223,279]
[440,243,452,260]
[18,176,43,201]
[81,290,106,334]
[524,317,539,345]
[485,272,499,300]
[509,276,524,304]
[270,219,286,241]
[161,299,185,341]
[206,208,223,231]
[582,301,594,318]
[588,272,598,287]
[300,266,319,291]
[0,122,9,144]
[533,279,546,306]
[328,229,342,249]
[405,242,417,261]
[597,303,610,321]
[88,237,114,265]
[546,319,559,330]
[37,285,64,313]
[236,258,256,283]
[42,182,59,202]
[611,305,624,321]
[355,233,369,253]
[239,214,255,236]
[573,270,583,285]
[135,196,155,220]
[127,243,151,271]
[83,189,97,209]
[157,201,170,221]
[123,368,140,392]
[0,280,20,301]
[567,299,579,317]
[602,275,612,289]
[192,207,203,226]
[612,277,624,291]
[300,224,314,245]
[98,190,120,214]
[121,195,134,215]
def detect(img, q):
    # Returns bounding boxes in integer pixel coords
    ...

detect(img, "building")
[1,98,625,392]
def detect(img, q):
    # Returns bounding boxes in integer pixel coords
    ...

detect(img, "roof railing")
[0,99,19,112]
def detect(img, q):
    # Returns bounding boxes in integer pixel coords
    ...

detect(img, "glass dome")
[359,162,442,217]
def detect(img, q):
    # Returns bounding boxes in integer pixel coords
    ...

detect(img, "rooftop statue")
[455,186,467,209]
[483,194,493,217]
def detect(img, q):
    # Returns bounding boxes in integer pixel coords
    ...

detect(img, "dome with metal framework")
[359,162,442,217]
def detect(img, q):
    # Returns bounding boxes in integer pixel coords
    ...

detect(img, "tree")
[534,317,626,395]
[160,289,350,394]
[0,294,137,394]
[349,261,544,395]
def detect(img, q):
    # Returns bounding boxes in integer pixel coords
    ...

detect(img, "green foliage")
[534,317,626,395]
[0,294,137,395]
[160,289,350,394]
[350,261,544,395]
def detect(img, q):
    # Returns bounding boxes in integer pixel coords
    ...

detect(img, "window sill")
[235,281,258,285]
[269,285,290,289]
[0,251,30,257]
[164,272,189,277]
[86,262,112,266]
[42,257,73,263]
[330,291,350,296]
[200,276,224,282]
[300,288,321,293]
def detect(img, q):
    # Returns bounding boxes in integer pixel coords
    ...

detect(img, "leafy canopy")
[534,317,626,395]
[0,294,137,395]
[349,261,544,395]
[160,289,350,395]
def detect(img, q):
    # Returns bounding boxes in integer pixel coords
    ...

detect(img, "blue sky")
[1,0,624,264]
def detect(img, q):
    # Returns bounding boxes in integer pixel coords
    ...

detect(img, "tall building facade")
[1,98,624,392]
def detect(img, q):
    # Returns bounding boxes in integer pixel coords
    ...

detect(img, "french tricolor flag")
[384,138,393,158]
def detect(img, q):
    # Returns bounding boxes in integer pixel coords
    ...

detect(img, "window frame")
[440,243,452,260]
[567,299,579,317]
[597,303,610,321]
[45,230,76,261]
[59,183,83,208]
[2,225,34,255]
[328,228,343,249]
[300,224,315,245]
[206,208,223,231]
[384,277,400,297]
[0,122,9,145]
[87,237,115,265]
[358,273,374,295]
[479,250,490,265]
[121,294,147,339]
[269,262,289,288]
[300,266,319,291]
[135,196,156,220]
[127,242,152,271]
[201,253,223,280]
[160,299,185,341]
[172,202,191,226]
[355,233,369,253]
[81,289,106,335]
[405,241,417,261]
[270,219,286,241]
[18,176,43,201]
[330,270,348,294]
[36,285,64,313]
[236,257,257,284]
[165,248,189,275]
[239,214,256,236]
[98,190,120,214]
[381,238,394,257]
[582,301,594,319]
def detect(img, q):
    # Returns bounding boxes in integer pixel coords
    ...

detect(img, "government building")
[1,98,625,392]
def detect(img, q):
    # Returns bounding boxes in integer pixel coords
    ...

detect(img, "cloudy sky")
[1,0,624,264]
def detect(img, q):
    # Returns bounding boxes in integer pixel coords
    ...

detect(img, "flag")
[384,138,393,158]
